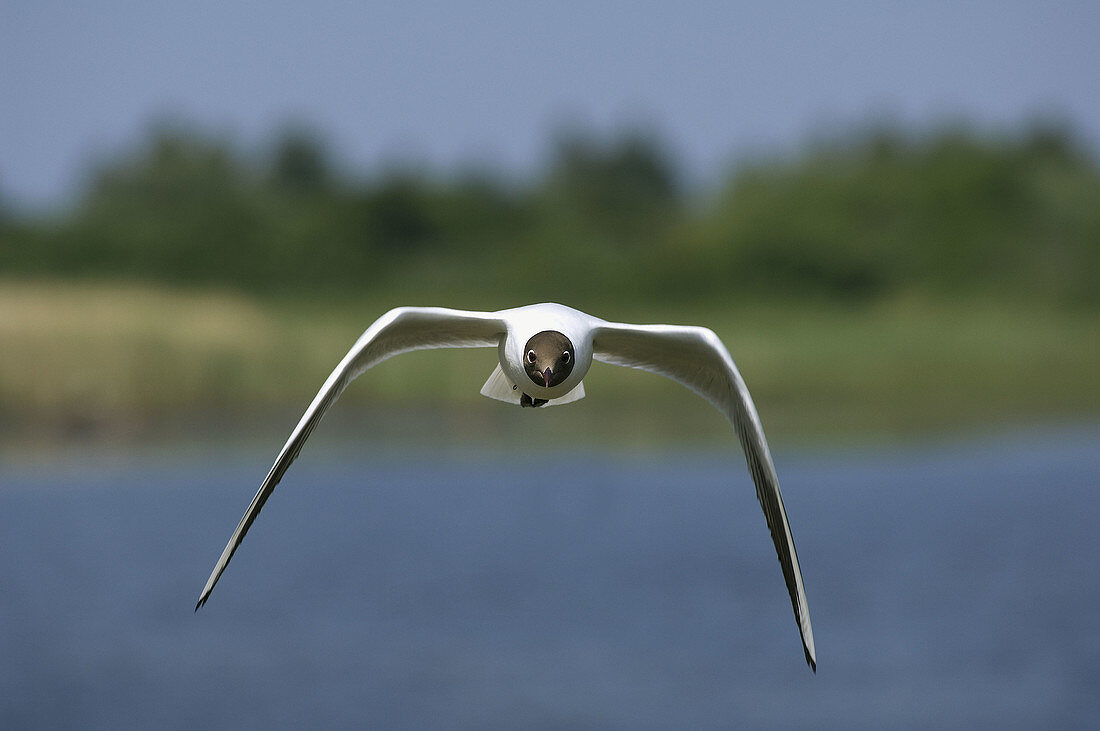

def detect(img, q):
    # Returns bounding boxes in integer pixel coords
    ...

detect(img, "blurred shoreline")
[3,122,1097,455]
[2,278,1096,457]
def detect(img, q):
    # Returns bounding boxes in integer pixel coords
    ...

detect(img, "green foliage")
[541,130,681,245]
[678,125,1100,304]
[1,121,1097,306]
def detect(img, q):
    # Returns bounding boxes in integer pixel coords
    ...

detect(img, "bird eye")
[561,351,571,364]
[526,350,537,364]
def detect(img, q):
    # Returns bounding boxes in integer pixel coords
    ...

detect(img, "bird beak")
[542,367,552,387]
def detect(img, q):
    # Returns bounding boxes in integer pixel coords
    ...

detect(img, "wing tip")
[805,645,817,673]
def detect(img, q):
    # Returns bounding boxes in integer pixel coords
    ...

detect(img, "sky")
[2,1,1098,209]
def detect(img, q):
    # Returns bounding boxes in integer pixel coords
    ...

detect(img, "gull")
[195,302,817,671]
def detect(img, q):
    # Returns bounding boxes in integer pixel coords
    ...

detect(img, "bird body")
[196,302,817,671]
[494,302,593,404]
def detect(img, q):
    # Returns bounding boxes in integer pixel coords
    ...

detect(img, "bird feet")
[520,393,549,408]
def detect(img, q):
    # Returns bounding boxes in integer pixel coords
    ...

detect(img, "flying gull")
[195,302,817,671]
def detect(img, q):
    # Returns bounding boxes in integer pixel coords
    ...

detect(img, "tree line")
[2,121,1096,306]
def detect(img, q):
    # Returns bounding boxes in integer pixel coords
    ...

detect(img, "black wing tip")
[195,594,209,612]
[805,647,817,674]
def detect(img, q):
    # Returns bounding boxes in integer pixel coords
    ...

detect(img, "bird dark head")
[523,330,575,388]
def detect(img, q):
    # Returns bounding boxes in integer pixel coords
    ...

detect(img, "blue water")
[1,427,1098,728]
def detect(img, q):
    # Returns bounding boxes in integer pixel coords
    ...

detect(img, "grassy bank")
[1,279,1097,449]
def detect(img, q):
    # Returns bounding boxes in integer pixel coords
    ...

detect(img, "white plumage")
[195,302,816,672]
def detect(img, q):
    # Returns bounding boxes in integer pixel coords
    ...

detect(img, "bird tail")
[480,364,521,404]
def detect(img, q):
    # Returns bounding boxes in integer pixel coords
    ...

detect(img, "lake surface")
[1,426,1097,728]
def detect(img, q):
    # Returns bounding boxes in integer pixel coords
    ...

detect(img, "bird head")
[523,330,575,389]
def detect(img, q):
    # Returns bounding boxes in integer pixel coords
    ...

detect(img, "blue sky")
[2,1,1098,208]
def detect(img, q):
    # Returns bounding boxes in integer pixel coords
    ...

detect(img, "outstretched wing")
[196,306,506,610]
[591,321,816,672]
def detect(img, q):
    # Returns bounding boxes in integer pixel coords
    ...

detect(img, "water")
[1,426,1097,728]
